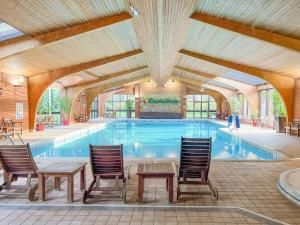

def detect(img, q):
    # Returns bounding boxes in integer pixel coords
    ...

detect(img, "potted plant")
[35,115,45,131]
[59,96,73,125]
[125,99,134,118]
[272,91,286,133]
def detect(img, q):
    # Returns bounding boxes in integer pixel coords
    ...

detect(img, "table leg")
[54,177,61,190]
[38,174,45,201]
[80,166,86,190]
[168,176,173,203]
[138,175,144,203]
[67,175,74,202]
[166,177,169,191]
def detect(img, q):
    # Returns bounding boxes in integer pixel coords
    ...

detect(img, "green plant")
[271,90,286,117]
[59,96,73,120]
[250,111,258,119]
[228,96,240,113]
[125,99,134,111]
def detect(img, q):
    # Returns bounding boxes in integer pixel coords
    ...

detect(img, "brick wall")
[0,73,29,130]
[294,79,300,119]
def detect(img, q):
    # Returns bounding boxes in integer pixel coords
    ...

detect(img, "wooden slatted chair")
[0,144,38,201]
[82,144,128,203]
[177,137,218,200]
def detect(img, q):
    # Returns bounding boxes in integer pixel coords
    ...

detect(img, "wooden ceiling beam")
[174,65,216,79]
[0,12,132,61]
[179,49,293,81]
[66,65,147,89]
[174,75,235,91]
[190,12,300,53]
[28,49,143,131]
[179,49,295,120]
[84,71,100,79]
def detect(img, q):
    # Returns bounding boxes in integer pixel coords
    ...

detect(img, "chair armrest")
[172,162,178,178]
[124,164,131,180]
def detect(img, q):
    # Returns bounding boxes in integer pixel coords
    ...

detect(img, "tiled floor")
[1,160,300,224]
[0,205,284,225]
[1,120,300,224]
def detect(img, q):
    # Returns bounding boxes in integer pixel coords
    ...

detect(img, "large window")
[259,88,285,119]
[105,94,135,118]
[37,88,61,124]
[186,94,217,119]
[90,96,99,119]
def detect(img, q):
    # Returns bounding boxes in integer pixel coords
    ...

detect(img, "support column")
[294,79,300,119]
[134,84,140,118]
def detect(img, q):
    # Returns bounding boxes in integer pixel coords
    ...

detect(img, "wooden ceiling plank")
[0,12,132,61]
[66,65,147,88]
[190,12,300,53]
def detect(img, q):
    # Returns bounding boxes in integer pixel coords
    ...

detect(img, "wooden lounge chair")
[291,119,300,137]
[0,119,15,138]
[82,144,128,203]
[177,137,218,200]
[0,144,38,201]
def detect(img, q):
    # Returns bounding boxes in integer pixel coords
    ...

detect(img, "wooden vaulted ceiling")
[0,0,300,91]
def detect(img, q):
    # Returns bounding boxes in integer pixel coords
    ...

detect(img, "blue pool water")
[32,120,279,160]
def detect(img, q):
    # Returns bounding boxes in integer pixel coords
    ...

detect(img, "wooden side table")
[137,162,175,203]
[37,162,87,202]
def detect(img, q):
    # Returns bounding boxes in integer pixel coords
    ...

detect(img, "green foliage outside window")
[229,96,240,113]
[271,90,286,117]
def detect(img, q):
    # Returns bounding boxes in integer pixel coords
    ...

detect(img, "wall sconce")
[0,87,3,95]
[12,75,25,87]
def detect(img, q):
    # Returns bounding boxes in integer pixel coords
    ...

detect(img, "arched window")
[186,94,217,119]
[37,87,61,124]
[90,96,99,119]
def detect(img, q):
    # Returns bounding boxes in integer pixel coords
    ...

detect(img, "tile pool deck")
[0,119,300,225]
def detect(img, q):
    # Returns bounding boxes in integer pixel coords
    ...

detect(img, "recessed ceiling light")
[129,3,139,17]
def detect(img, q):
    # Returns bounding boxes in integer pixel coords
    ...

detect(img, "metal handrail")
[16,133,25,145]
[0,133,14,145]
[0,133,25,145]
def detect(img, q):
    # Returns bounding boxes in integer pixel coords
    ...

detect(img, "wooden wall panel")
[0,73,29,130]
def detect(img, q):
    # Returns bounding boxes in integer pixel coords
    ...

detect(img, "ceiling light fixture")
[129,3,139,17]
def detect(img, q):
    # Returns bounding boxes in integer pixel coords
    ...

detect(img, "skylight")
[221,71,266,85]
[0,20,23,41]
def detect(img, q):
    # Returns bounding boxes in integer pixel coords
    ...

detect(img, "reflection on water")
[32,120,278,160]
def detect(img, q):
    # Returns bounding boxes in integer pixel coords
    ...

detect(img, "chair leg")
[177,184,180,199]
[208,181,218,201]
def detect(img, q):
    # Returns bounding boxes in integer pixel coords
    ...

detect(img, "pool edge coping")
[31,119,288,162]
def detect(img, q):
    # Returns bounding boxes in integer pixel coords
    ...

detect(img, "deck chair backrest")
[179,137,212,181]
[293,119,300,124]
[89,144,124,179]
[0,144,38,176]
